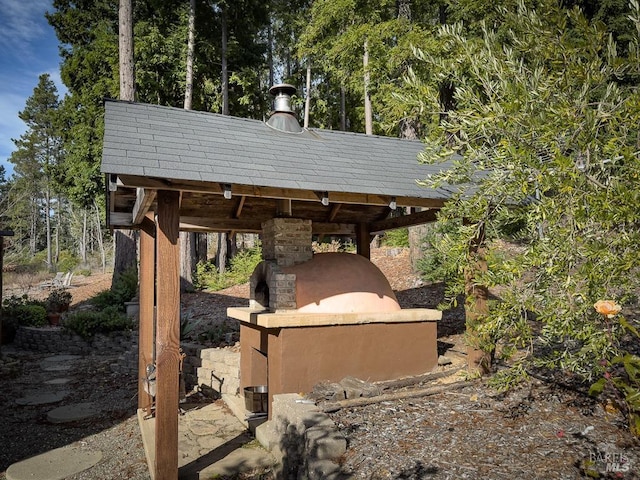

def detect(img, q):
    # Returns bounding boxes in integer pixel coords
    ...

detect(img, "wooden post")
[355,223,371,259]
[138,213,155,410]
[154,191,181,480]
[464,220,491,375]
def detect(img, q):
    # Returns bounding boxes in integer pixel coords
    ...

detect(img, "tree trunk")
[45,187,52,269]
[119,0,135,101]
[80,209,87,263]
[464,220,493,375]
[340,85,347,131]
[93,200,106,274]
[408,220,430,272]
[216,233,228,274]
[221,5,229,116]
[184,0,195,110]
[114,0,138,282]
[303,64,311,128]
[179,0,198,291]
[179,231,196,292]
[363,39,373,135]
[267,20,274,88]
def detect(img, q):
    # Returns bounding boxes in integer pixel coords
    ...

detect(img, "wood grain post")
[154,191,181,480]
[356,222,371,259]
[138,212,155,411]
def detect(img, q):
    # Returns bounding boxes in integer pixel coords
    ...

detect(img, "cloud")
[0,0,52,61]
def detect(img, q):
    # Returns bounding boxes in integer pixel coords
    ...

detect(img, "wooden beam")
[154,190,181,480]
[276,199,292,217]
[356,223,371,259]
[327,203,342,222]
[370,209,439,233]
[133,188,157,225]
[116,174,446,208]
[178,217,357,235]
[234,196,246,219]
[138,212,155,411]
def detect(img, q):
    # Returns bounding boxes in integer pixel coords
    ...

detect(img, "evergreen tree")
[404,0,640,386]
[9,75,62,266]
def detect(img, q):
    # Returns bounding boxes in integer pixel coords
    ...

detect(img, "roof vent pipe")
[266,84,303,133]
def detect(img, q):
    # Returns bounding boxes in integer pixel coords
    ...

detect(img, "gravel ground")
[328,378,640,479]
[2,248,639,479]
[0,349,149,480]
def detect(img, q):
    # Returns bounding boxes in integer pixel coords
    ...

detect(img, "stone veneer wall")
[251,218,313,311]
[193,344,240,397]
[14,326,137,356]
[261,218,313,267]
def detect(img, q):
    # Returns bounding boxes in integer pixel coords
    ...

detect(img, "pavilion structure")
[101,96,458,479]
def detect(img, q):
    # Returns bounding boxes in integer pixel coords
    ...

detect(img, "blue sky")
[0,0,66,177]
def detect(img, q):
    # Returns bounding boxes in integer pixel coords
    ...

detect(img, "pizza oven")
[228,218,441,418]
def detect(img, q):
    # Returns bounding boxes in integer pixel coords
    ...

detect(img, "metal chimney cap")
[266,83,303,133]
[269,83,297,99]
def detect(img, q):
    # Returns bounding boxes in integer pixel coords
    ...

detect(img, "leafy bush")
[2,295,47,327]
[194,245,262,291]
[46,288,72,313]
[91,267,138,312]
[381,228,409,247]
[55,250,80,272]
[312,239,353,253]
[63,306,133,339]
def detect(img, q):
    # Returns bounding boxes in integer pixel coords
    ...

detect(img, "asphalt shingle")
[101,99,453,200]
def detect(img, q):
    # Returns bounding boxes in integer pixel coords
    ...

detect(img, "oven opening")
[254,281,270,310]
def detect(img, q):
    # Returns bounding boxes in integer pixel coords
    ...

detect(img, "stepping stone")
[42,355,81,363]
[6,445,102,480]
[16,391,70,406]
[41,364,72,372]
[44,378,72,386]
[47,403,99,424]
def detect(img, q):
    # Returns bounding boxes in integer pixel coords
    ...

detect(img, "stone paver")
[46,402,99,424]
[5,446,102,480]
[15,391,70,406]
[41,355,81,363]
[44,378,72,386]
[40,364,72,372]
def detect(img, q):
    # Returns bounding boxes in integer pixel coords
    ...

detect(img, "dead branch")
[321,381,471,413]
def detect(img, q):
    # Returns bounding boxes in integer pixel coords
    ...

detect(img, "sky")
[0,0,66,178]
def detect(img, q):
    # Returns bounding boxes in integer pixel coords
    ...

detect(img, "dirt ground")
[1,247,639,479]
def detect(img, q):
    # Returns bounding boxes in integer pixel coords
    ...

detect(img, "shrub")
[2,295,47,327]
[194,245,262,291]
[381,228,409,247]
[63,307,133,339]
[55,250,80,273]
[46,288,72,313]
[1,295,48,343]
[91,267,138,312]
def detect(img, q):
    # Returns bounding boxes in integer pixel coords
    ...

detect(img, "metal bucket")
[244,385,268,413]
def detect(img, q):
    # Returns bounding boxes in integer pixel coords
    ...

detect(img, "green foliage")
[1,295,48,328]
[590,351,640,436]
[63,306,133,339]
[180,313,200,341]
[91,267,138,312]
[194,246,262,291]
[403,0,640,426]
[312,239,354,253]
[55,250,80,273]
[46,288,72,313]
[381,228,409,247]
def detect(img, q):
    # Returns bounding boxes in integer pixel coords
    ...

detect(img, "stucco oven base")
[228,307,441,417]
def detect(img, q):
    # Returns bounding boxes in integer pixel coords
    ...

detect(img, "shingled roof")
[101,99,455,234]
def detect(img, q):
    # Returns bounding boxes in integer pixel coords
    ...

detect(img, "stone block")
[305,426,347,460]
